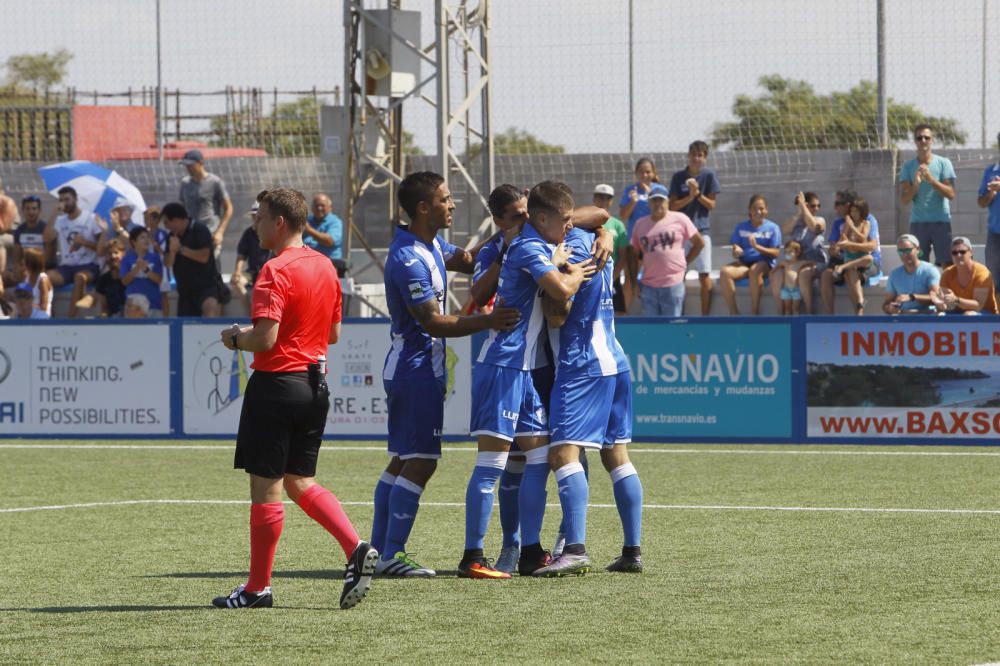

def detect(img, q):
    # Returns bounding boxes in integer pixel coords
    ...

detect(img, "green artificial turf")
[3,441,1000,664]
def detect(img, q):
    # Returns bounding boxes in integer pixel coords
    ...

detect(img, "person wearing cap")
[628,184,703,317]
[899,124,956,267]
[978,131,1000,293]
[718,194,782,315]
[669,140,721,316]
[231,192,274,313]
[933,236,997,315]
[178,148,233,255]
[97,197,141,255]
[883,234,941,315]
[14,282,49,319]
[304,193,344,266]
[592,184,629,314]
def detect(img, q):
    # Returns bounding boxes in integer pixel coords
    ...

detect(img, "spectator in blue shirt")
[304,193,343,264]
[978,132,1000,292]
[719,194,782,315]
[121,226,164,316]
[669,140,721,316]
[883,234,941,314]
[899,124,956,266]
[618,157,659,238]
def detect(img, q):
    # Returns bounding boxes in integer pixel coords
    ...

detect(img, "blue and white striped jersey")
[476,224,556,371]
[549,226,630,378]
[382,227,458,382]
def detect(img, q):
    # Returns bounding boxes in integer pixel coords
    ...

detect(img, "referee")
[212,187,377,610]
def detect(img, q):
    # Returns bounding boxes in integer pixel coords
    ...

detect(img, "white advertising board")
[0,324,171,434]
[181,321,472,437]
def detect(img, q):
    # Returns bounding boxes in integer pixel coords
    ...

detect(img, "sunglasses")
[834,201,846,206]
[951,249,968,256]
[915,135,932,142]
[897,247,917,255]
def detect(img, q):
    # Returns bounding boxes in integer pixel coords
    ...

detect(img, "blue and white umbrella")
[38,160,146,228]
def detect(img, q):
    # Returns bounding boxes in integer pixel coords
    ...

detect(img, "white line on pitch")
[4,498,1000,516]
[3,443,1000,457]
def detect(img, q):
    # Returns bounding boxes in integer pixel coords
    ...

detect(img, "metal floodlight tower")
[341,0,494,280]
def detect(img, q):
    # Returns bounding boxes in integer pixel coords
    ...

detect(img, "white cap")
[593,183,614,197]
[247,201,260,217]
[112,196,134,211]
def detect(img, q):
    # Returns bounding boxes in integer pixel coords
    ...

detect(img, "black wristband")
[231,333,239,350]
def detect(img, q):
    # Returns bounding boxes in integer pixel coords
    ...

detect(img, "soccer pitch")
[5,441,1000,664]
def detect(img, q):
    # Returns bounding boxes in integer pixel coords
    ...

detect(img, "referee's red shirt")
[250,246,341,372]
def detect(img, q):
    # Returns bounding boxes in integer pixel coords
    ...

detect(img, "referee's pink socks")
[246,502,284,593]
[296,484,359,558]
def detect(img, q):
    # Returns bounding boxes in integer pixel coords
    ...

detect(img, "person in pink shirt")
[628,185,704,316]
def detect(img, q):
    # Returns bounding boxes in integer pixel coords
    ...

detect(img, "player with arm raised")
[371,172,519,577]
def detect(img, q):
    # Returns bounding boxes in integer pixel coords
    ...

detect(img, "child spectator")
[22,247,52,317]
[669,140,721,316]
[775,240,808,315]
[124,293,151,318]
[95,238,127,317]
[14,282,50,319]
[719,194,782,315]
[121,227,164,316]
[833,198,876,315]
[145,206,172,317]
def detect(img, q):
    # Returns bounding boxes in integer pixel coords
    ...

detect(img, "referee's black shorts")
[235,370,329,478]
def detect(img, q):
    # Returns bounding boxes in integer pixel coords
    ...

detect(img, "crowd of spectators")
[0,151,345,320]
[2,126,998,320]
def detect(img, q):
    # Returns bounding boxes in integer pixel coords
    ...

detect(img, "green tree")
[4,49,72,89]
[466,126,565,159]
[710,75,966,150]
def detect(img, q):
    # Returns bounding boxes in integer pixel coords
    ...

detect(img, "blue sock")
[611,463,643,546]
[370,471,395,555]
[498,459,524,548]
[557,452,589,534]
[518,448,550,546]
[555,462,589,547]
[464,451,507,550]
[383,476,423,560]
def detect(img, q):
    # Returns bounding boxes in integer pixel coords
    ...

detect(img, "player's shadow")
[146,569,346,581]
[5,604,205,613]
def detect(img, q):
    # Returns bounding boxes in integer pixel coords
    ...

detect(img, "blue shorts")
[385,374,445,459]
[780,286,801,301]
[470,364,549,442]
[550,371,632,449]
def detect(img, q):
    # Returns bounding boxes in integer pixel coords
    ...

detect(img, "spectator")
[22,248,51,317]
[831,198,877,315]
[178,149,233,253]
[899,123,956,266]
[669,140,721,316]
[619,157,658,238]
[162,202,223,317]
[771,191,825,313]
[304,193,344,267]
[121,227,164,317]
[98,198,142,253]
[231,199,273,312]
[933,236,998,315]
[882,234,941,315]
[42,186,103,319]
[14,282,49,319]
[820,190,883,315]
[592,183,630,314]
[95,238,127,318]
[775,240,809,315]
[0,176,18,280]
[124,293,150,318]
[144,206,172,317]
[978,131,1000,292]
[0,274,11,320]
[7,195,46,284]
[719,194,781,315]
[629,185,703,316]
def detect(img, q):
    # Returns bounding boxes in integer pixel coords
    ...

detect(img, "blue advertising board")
[616,319,794,441]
